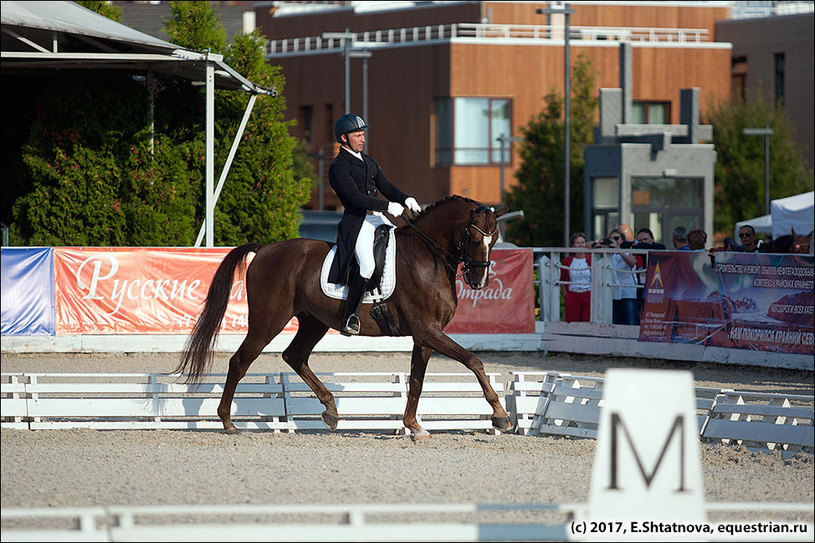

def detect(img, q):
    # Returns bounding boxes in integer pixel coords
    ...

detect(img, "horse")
[176,195,512,440]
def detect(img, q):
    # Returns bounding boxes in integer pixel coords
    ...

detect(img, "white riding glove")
[387,201,404,217]
[404,197,421,214]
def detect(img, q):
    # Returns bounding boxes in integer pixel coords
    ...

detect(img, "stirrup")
[340,314,360,336]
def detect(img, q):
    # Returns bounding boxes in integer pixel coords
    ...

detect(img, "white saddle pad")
[320,227,397,303]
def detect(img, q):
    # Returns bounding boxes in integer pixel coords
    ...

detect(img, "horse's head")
[791,228,813,254]
[458,203,509,289]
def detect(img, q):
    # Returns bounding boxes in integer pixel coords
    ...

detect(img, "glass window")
[434,97,512,166]
[631,177,702,208]
[632,101,670,124]
[593,177,619,208]
[774,53,785,108]
[434,98,452,164]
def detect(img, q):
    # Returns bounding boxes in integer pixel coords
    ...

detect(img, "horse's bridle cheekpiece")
[457,205,497,284]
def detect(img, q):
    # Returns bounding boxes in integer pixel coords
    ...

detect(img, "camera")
[599,237,612,246]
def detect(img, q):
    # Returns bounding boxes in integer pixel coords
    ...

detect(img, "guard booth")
[583,86,715,245]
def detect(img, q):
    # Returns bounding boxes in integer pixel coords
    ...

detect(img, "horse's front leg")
[404,343,432,441]
[420,330,514,433]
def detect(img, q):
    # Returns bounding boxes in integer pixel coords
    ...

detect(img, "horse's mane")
[414,195,482,220]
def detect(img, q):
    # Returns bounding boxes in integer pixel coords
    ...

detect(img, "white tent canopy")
[734,191,814,239]
[771,191,814,239]
[1,0,275,247]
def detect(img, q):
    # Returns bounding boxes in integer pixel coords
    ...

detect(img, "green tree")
[706,96,813,238]
[10,72,196,246]
[164,1,226,53]
[505,53,598,247]
[211,29,313,243]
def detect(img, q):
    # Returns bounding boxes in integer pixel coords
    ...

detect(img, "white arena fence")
[2,502,813,542]
[2,371,812,458]
[506,371,814,459]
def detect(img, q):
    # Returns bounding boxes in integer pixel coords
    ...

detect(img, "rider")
[327,113,421,336]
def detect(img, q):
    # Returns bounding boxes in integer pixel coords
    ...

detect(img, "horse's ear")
[791,227,797,236]
[494,204,510,218]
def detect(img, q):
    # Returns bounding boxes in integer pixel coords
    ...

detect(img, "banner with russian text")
[53,248,298,335]
[1,247,55,336]
[639,251,814,354]
[445,248,535,334]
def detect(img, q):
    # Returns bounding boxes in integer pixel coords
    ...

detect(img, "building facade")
[716,10,814,170]
[257,0,733,220]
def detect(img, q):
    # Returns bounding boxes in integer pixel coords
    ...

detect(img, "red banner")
[445,249,535,334]
[52,247,534,336]
[53,248,297,335]
[639,251,814,354]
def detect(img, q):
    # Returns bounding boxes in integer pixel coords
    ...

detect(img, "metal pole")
[537,3,574,247]
[318,149,325,211]
[498,133,506,205]
[205,60,215,248]
[563,4,571,248]
[742,126,773,217]
[343,29,351,114]
[764,125,771,216]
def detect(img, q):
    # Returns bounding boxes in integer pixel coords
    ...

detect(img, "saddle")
[320,224,395,303]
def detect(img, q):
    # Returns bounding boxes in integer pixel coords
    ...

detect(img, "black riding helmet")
[334,113,370,143]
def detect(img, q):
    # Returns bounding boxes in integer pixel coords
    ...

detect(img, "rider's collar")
[341,145,364,161]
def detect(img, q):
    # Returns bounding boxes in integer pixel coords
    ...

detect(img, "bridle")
[402,205,497,288]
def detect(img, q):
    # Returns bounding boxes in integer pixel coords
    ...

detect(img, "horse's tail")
[176,243,264,384]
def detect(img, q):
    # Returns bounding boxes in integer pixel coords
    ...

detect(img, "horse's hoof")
[321,411,339,431]
[223,427,240,435]
[492,416,514,433]
[410,428,431,442]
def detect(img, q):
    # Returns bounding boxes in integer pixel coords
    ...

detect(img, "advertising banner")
[639,251,814,354]
[1,247,55,336]
[445,248,535,334]
[53,248,298,335]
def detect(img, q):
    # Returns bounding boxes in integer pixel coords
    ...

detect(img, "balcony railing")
[266,23,711,55]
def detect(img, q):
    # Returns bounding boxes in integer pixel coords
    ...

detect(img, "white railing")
[532,247,650,325]
[266,23,710,55]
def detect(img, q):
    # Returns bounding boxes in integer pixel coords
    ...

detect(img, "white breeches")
[355,212,393,279]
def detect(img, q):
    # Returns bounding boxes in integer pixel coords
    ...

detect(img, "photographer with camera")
[594,229,640,325]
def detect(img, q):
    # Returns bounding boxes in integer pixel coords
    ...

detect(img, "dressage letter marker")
[579,369,705,540]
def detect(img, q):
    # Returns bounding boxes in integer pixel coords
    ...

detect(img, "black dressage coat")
[327,148,409,285]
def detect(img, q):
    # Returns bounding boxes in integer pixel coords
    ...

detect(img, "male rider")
[327,114,421,336]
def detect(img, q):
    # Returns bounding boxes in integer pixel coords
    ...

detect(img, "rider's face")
[344,130,365,152]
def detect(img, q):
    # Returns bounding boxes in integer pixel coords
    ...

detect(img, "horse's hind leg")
[219,319,291,434]
[281,314,336,430]
[403,344,432,441]
[418,330,514,434]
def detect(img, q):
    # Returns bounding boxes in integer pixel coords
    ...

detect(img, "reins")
[399,214,461,276]
[398,206,498,281]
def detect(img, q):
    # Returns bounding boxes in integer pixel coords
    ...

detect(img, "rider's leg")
[341,220,375,336]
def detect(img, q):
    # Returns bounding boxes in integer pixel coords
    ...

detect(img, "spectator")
[618,224,635,248]
[672,226,690,250]
[687,228,707,250]
[560,232,592,322]
[598,228,639,325]
[737,225,761,252]
[634,227,666,250]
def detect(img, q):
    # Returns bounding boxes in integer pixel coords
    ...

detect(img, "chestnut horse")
[176,195,512,439]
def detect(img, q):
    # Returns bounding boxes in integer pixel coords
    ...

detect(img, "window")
[300,105,313,143]
[434,97,512,165]
[631,101,670,124]
[732,56,747,101]
[774,53,785,108]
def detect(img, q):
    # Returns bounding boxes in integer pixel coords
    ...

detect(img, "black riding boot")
[341,273,369,336]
